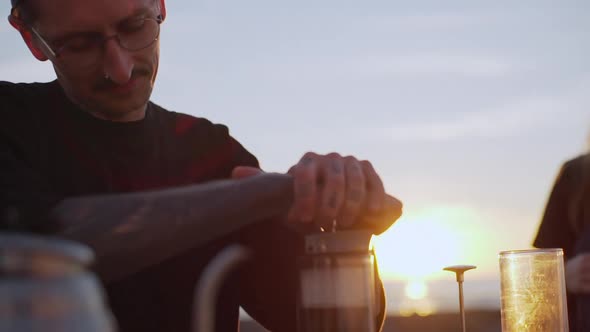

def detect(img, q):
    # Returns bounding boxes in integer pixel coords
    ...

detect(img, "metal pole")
[458,279,466,332]
[444,265,476,332]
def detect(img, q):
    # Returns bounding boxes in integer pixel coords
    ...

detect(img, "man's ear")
[8,15,48,61]
[159,0,166,21]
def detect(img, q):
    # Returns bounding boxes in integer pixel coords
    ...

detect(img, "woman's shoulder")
[563,153,590,174]
[556,154,590,199]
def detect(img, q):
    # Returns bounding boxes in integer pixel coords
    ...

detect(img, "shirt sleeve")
[533,160,578,259]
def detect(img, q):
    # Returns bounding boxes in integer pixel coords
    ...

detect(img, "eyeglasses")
[29,16,162,70]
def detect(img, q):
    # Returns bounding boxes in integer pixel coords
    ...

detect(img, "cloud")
[355,54,518,78]
[374,77,590,141]
[226,53,521,83]
[366,12,496,31]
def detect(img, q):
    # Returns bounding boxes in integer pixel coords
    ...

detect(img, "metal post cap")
[443,265,477,282]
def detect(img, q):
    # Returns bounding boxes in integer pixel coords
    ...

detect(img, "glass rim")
[499,248,563,256]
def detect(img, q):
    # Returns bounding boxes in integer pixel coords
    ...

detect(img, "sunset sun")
[373,205,480,281]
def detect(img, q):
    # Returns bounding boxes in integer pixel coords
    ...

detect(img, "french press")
[296,229,378,332]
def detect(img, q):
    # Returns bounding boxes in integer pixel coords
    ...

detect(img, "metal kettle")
[0,233,117,332]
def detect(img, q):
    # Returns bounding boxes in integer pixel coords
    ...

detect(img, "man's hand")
[566,254,590,293]
[231,166,264,179]
[286,152,401,232]
[232,152,402,233]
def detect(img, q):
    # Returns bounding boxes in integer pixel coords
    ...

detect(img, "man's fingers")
[288,152,319,223]
[317,154,345,229]
[338,157,366,227]
[286,152,393,232]
[360,195,403,235]
[361,160,385,213]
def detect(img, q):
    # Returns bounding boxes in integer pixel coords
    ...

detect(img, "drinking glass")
[499,248,568,332]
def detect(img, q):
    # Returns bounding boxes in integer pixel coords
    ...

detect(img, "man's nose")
[102,38,134,84]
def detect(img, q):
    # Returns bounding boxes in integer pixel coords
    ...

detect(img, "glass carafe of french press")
[297,230,377,332]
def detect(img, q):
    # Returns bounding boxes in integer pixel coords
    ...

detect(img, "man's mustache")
[94,68,151,91]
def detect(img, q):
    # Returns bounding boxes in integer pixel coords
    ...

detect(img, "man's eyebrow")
[46,7,158,43]
[49,31,100,46]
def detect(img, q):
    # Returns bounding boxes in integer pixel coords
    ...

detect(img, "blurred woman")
[534,150,590,332]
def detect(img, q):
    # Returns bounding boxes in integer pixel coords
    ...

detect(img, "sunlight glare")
[416,303,436,317]
[398,297,437,317]
[373,205,479,281]
[405,280,428,300]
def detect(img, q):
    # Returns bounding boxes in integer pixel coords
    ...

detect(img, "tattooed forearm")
[51,174,294,282]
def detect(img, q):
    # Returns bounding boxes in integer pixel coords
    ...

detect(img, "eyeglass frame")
[27,16,163,61]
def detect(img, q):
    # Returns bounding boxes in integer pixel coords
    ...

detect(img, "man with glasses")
[1,0,402,331]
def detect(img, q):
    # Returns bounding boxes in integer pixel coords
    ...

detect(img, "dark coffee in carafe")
[297,230,377,332]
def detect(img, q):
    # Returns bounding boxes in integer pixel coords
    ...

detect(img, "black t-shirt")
[0,81,301,332]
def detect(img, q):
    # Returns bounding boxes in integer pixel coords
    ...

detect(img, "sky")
[1,0,589,313]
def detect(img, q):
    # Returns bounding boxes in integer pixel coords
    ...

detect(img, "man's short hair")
[10,0,162,25]
[10,0,37,24]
